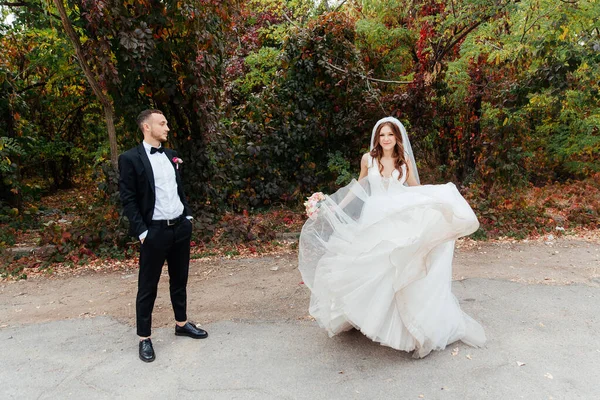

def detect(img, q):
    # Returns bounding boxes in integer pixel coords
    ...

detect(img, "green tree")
[0,6,106,208]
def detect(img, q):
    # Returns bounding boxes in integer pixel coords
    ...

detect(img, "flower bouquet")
[304,192,326,220]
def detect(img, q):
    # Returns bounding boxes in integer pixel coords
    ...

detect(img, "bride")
[298,117,486,358]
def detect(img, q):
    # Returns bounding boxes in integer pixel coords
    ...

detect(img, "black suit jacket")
[118,144,192,238]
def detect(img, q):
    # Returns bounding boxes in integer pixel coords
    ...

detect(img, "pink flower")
[304,192,326,220]
[172,157,183,169]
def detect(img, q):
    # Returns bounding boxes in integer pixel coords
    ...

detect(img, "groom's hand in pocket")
[139,229,148,244]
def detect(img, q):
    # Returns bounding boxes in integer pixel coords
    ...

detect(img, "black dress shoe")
[139,338,155,362]
[175,322,208,339]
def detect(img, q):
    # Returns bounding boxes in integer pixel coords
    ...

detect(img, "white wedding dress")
[298,156,486,358]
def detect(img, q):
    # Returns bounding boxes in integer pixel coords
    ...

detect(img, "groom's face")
[146,113,170,143]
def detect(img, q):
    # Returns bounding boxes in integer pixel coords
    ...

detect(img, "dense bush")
[219,11,379,209]
[1,0,598,265]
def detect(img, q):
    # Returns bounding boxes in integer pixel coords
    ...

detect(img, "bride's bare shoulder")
[361,153,371,167]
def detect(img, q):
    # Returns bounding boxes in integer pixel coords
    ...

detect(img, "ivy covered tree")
[68,0,237,206]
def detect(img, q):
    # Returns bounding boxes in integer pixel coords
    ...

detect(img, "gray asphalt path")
[1,279,599,399]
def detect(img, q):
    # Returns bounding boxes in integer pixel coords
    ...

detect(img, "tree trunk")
[52,0,119,171]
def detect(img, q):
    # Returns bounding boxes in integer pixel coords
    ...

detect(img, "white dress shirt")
[139,141,187,240]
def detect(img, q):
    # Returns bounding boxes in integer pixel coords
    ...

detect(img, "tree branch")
[1,0,61,20]
[520,9,531,43]
[57,103,87,134]
[520,3,562,43]
[1,1,29,6]
[334,0,349,12]
[282,11,300,29]
[325,61,413,85]
[52,0,119,170]
[436,18,489,63]
[16,81,47,93]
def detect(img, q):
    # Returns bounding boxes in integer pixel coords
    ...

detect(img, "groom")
[119,109,208,363]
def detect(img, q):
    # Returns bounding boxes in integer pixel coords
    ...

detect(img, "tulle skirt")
[298,178,486,358]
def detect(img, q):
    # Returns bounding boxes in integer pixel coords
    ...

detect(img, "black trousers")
[136,217,193,337]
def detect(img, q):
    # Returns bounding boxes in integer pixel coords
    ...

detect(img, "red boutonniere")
[172,157,183,169]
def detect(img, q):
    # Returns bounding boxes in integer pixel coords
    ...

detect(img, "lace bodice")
[368,156,407,194]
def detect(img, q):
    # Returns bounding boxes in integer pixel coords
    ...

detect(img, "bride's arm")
[405,160,420,186]
[336,154,369,210]
[358,153,369,180]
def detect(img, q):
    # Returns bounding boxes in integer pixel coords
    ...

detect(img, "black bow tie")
[150,146,164,154]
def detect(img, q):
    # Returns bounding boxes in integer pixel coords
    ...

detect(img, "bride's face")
[378,125,397,151]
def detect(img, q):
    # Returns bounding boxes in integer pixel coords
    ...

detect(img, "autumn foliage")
[0,0,599,275]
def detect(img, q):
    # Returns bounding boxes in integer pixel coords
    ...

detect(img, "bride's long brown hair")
[369,121,407,180]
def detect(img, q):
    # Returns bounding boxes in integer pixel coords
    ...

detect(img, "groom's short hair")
[137,109,164,132]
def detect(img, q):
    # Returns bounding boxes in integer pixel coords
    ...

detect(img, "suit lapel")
[137,144,156,193]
